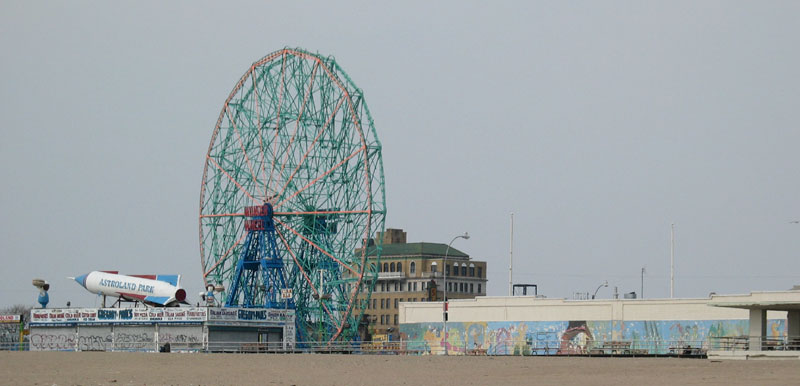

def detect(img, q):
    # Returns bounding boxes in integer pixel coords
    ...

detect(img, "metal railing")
[203,341,426,355]
[491,338,709,356]
[708,336,800,351]
[16,337,796,355]
[377,272,406,280]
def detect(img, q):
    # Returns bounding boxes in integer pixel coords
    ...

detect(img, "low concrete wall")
[399,296,788,355]
[401,296,787,324]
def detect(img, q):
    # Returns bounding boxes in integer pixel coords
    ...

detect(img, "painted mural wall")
[399,319,786,355]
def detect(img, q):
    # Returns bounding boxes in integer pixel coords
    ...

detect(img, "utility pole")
[509,213,514,296]
[641,267,646,299]
[670,223,675,298]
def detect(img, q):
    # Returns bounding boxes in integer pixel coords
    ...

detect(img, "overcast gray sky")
[2,1,799,309]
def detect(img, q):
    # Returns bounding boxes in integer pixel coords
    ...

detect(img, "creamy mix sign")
[30,308,295,325]
[30,308,207,325]
[208,307,294,323]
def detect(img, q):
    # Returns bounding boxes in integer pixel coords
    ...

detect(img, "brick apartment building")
[357,229,487,338]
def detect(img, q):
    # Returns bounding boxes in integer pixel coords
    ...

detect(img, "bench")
[600,341,631,354]
[239,343,264,353]
[669,345,704,356]
[467,348,487,356]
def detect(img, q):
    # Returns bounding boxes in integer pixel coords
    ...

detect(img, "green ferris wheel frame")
[199,48,386,343]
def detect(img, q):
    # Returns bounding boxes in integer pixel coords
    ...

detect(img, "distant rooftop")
[364,242,469,258]
[358,228,471,258]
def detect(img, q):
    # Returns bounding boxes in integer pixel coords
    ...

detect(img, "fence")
[11,337,797,355]
[0,341,27,351]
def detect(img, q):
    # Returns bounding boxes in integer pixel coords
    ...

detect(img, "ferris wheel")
[199,48,386,343]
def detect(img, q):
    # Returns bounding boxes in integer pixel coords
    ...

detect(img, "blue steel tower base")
[225,203,294,310]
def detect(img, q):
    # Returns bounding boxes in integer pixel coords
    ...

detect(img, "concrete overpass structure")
[708,290,800,359]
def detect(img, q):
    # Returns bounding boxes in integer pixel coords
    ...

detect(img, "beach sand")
[1,352,799,385]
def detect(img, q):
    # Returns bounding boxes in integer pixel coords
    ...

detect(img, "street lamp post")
[443,232,469,356]
[592,280,608,299]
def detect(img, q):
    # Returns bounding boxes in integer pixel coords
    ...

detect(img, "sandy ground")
[1,352,799,386]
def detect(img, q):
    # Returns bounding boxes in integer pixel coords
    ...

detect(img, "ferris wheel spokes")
[224,106,261,190]
[275,63,318,200]
[274,96,347,202]
[276,146,366,210]
[274,229,340,325]
[205,156,260,204]
[274,218,358,277]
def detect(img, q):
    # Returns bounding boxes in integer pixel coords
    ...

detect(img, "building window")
[446,265,450,275]
[413,282,417,291]
[469,264,475,277]
[461,264,467,276]
[400,282,405,291]
[451,263,457,276]
[460,283,464,292]
[380,282,385,292]
[394,314,398,325]
[397,262,402,272]
[383,263,388,272]
[421,281,426,290]
[380,299,385,309]
[390,262,395,272]
[372,299,376,309]
[394,282,399,291]
[447,282,452,292]
[478,284,482,294]
[394,298,399,308]
[477,267,482,278]
[431,262,437,273]
[470,283,474,293]
[410,262,416,275]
